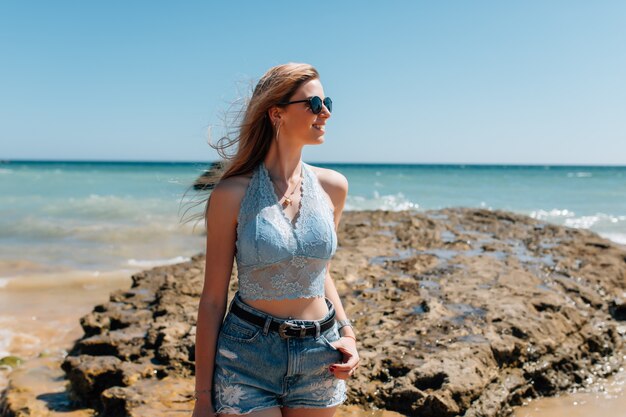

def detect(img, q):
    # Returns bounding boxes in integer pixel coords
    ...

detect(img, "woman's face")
[276,78,331,145]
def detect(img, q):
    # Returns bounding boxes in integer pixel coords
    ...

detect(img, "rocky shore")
[1,207,625,417]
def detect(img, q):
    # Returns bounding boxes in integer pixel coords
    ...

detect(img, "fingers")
[330,346,360,370]
[332,369,351,380]
[329,355,360,379]
[330,364,357,380]
[328,339,360,379]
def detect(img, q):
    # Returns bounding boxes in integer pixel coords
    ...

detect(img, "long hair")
[179,63,320,231]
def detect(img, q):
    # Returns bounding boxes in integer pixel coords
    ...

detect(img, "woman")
[193,63,360,417]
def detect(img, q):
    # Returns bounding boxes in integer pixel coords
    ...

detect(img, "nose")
[319,103,331,118]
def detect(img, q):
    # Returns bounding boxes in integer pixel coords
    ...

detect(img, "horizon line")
[2,159,626,168]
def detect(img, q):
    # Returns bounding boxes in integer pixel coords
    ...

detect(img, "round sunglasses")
[278,96,332,114]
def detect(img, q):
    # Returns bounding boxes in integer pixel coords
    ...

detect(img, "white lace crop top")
[234,161,337,300]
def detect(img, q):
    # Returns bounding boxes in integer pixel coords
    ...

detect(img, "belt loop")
[314,321,321,339]
[325,297,334,315]
[263,315,272,336]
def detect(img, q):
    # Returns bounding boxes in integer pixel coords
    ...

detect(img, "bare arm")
[194,180,240,406]
[321,169,360,379]
[321,170,356,339]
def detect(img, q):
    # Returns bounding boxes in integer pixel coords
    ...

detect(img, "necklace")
[270,164,303,207]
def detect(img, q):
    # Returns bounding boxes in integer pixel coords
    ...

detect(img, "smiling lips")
[313,124,325,132]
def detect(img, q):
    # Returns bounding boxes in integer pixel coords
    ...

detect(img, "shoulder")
[207,170,255,222]
[306,163,348,208]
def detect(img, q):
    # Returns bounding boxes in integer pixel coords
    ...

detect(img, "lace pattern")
[234,161,337,300]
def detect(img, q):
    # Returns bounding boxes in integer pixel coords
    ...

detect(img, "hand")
[328,336,360,380]
[192,397,216,417]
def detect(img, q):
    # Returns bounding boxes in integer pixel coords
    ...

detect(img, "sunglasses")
[278,96,332,114]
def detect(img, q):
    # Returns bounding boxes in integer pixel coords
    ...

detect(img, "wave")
[0,326,41,358]
[0,328,16,358]
[567,172,593,178]
[346,192,419,211]
[0,216,199,241]
[42,194,175,220]
[529,209,626,227]
[127,256,191,268]
[529,209,626,245]
[597,232,626,245]
[0,269,133,291]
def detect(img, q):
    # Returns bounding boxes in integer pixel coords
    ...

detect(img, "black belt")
[230,300,336,339]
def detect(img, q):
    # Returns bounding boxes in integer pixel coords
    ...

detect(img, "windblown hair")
[179,63,320,231]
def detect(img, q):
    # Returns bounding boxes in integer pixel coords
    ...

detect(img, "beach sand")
[0,270,133,391]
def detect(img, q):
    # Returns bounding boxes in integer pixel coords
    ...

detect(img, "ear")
[268,106,283,126]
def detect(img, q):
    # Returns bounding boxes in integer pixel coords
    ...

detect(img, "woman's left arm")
[320,169,360,378]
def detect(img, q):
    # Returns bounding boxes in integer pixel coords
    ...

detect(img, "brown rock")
[3,209,625,417]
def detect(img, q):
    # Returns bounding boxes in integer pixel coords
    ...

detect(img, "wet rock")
[0,355,92,417]
[2,208,626,416]
[0,356,23,370]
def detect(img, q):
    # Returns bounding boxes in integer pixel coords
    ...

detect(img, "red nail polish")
[329,366,335,371]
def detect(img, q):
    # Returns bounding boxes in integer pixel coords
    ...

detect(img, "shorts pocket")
[220,312,262,343]
[319,322,340,350]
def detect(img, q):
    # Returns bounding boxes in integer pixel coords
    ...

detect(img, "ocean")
[1,160,625,284]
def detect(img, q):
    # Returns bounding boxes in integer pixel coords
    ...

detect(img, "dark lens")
[309,96,323,114]
[323,97,332,113]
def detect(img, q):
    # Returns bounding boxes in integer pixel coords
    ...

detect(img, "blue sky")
[1,1,625,165]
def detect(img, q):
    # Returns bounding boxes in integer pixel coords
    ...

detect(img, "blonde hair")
[180,63,320,230]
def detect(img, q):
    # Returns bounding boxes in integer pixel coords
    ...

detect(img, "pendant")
[283,197,292,206]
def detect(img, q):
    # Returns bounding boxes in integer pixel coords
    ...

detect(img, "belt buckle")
[278,321,308,339]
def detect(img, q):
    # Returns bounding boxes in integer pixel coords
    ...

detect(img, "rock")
[2,208,626,416]
[0,356,23,370]
[0,355,93,417]
[609,295,626,321]
[61,355,125,406]
[192,161,225,191]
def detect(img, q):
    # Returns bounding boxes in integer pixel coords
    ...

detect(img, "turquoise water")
[1,161,625,278]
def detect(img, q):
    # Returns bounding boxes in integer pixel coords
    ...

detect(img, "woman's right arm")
[193,180,240,416]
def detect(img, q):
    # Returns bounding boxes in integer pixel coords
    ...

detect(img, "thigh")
[282,405,338,417]
[218,406,282,417]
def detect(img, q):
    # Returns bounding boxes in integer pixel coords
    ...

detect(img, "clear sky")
[1,1,625,165]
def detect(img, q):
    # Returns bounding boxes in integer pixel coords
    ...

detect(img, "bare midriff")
[241,296,330,320]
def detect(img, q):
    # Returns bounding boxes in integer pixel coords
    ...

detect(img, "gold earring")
[275,123,281,141]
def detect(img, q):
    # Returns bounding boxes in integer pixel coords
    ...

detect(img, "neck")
[263,153,303,185]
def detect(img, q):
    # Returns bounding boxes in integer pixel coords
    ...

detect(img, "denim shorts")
[211,292,347,415]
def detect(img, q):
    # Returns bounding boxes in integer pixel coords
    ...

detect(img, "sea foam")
[127,256,191,268]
